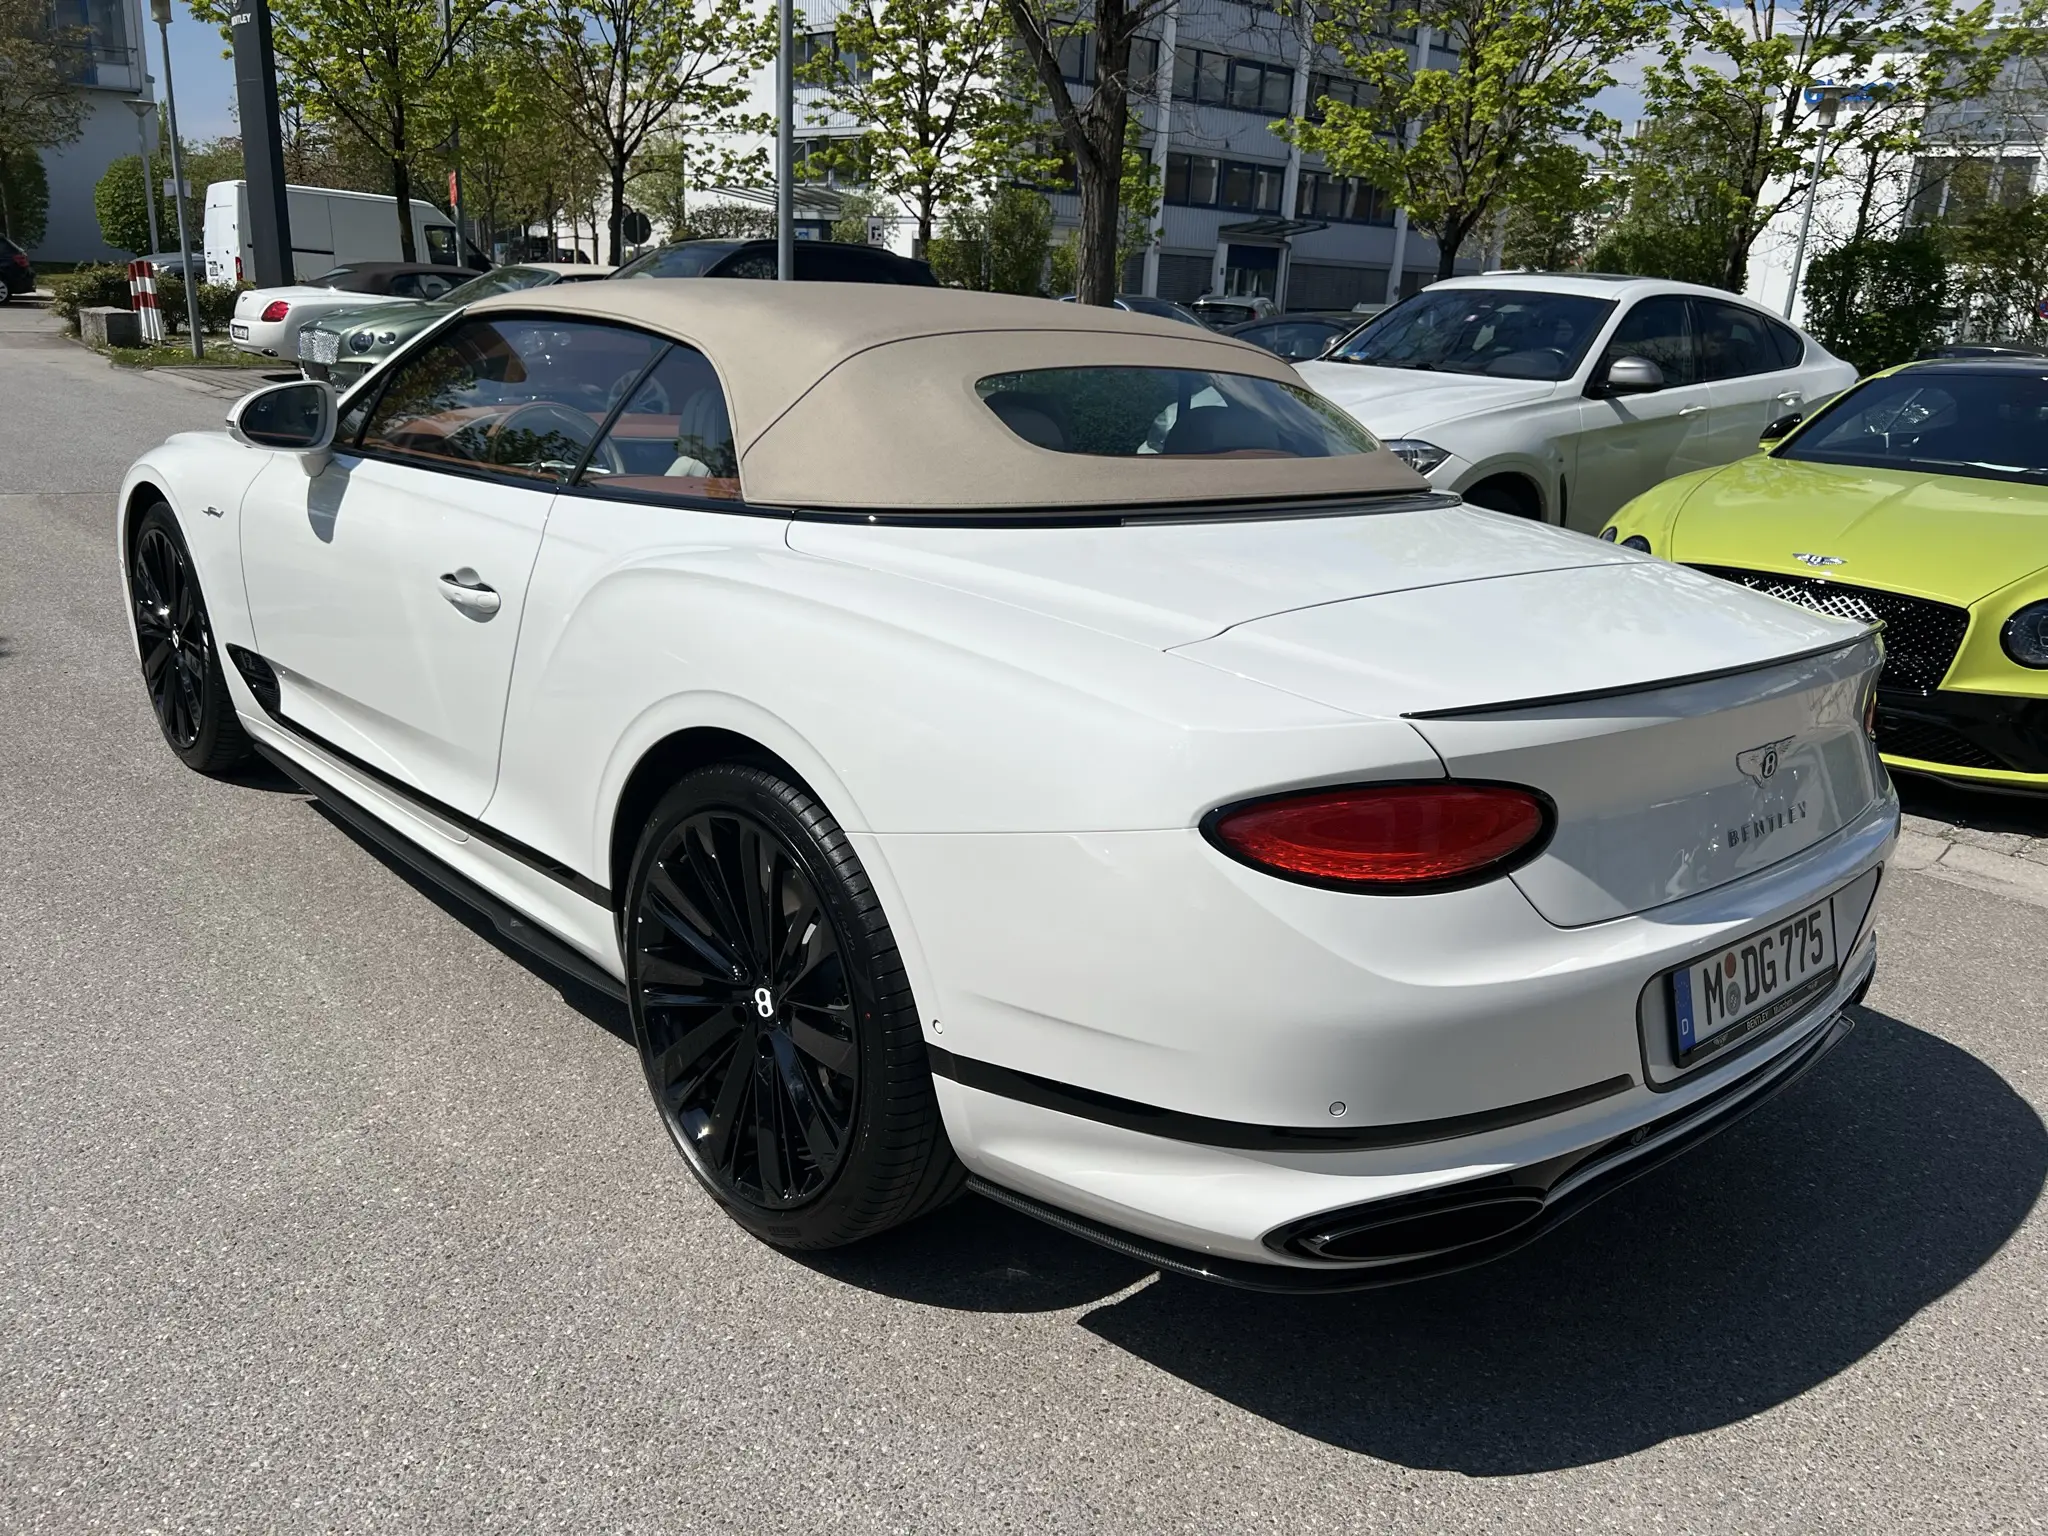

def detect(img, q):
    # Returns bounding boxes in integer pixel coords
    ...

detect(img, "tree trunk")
[390,156,418,263]
[1074,138,1120,305]
[1852,152,1882,246]
[607,159,626,265]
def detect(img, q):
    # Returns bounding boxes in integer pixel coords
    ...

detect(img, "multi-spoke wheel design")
[625,765,962,1248]
[126,504,250,773]
[635,807,860,1207]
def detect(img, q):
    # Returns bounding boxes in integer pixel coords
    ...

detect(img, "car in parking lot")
[1058,293,1206,326]
[1223,312,1360,360]
[1296,274,1856,527]
[229,262,470,360]
[298,261,615,389]
[117,282,1893,1287]
[1,234,33,304]
[612,238,938,284]
[1605,356,2048,793]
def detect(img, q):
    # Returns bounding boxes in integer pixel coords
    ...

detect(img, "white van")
[202,182,462,286]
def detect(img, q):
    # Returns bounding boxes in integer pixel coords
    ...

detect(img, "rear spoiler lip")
[1402,626,1884,721]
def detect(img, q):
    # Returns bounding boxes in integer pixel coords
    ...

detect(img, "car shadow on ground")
[1897,770,2048,838]
[820,1009,2046,1470]
[303,798,634,1048]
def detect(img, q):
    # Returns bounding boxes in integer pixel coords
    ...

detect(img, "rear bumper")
[876,790,1895,1276]
[1878,687,2048,788]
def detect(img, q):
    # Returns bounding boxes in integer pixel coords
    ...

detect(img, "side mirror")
[1598,355,1666,395]
[1759,411,1803,447]
[228,379,337,472]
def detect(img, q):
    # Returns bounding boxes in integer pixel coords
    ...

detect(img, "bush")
[1803,234,1949,375]
[155,270,242,334]
[45,265,136,331]
[0,146,50,247]
[95,155,154,256]
[928,189,1053,294]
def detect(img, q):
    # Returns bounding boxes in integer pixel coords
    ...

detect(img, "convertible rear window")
[976,367,1379,458]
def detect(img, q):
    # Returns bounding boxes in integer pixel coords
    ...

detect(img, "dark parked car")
[1915,341,2048,360]
[1057,293,1206,326]
[1,234,33,304]
[1222,312,1362,361]
[613,239,939,285]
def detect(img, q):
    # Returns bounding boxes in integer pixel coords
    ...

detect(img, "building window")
[1165,152,1286,213]
[794,29,868,81]
[1172,47,1293,116]
[1057,28,1091,84]
[793,138,870,186]
[1307,74,1371,122]
[1907,155,2038,225]
[1297,169,1395,225]
[1128,36,1161,90]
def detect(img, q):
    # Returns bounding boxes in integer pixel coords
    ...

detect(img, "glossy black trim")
[254,743,627,1002]
[966,1007,1855,1292]
[926,1043,1630,1151]
[242,670,612,908]
[1402,632,1882,720]
[1878,687,2048,777]
[1197,777,1557,895]
[786,489,1460,529]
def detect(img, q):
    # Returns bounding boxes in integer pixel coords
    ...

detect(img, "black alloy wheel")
[625,764,962,1249]
[128,504,251,774]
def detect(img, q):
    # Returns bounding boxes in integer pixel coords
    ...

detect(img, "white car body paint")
[1297,273,1858,533]
[115,355,1895,1279]
[229,284,426,360]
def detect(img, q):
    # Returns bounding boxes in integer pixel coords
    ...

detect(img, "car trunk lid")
[1174,561,1886,925]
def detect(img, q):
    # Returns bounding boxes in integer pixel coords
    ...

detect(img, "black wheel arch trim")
[925,1043,1632,1152]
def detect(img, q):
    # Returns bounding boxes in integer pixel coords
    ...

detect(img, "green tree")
[927,186,1052,289]
[1802,231,1948,370]
[1941,194,2048,344]
[800,0,1039,253]
[1586,112,1750,284]
[93,154,153,255]
[535,0,774,263]
[1003,0,1171,304]
[1499,141,1609,271]
[0,142,48,245]
[189,0,494,261]
[1646,0,2048,293]
[0,0,87,242]
[1286,0,1643,281]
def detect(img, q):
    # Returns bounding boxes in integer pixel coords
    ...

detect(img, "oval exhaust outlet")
[1288,1189,1546,1263]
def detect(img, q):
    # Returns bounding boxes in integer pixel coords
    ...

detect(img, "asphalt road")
[3,303,2045,1534]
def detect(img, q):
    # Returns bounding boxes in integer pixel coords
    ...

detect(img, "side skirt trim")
[254,742,627,1003]
[926,1043,1632,1153]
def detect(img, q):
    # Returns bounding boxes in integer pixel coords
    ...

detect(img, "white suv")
[1295,274,1856,532]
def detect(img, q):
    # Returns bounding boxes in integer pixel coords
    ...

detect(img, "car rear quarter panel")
[481,500,1449,889]
[118,434,268,658]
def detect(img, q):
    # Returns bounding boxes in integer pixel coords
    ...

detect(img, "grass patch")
[102,340,275,370]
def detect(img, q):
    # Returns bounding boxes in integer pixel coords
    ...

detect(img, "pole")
[127,100,161,255]
[1140,5,1179,297]
[440,0,465,263]
[229,0,294,288]
[776,0,794,280]
[1784,95,1838,320]
[153,2,204,357]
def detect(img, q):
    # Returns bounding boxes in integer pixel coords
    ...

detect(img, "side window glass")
[386,274,420,298]
[1601,297,1696,386]
[1767,317,1806,369]
[1698,300,1778,381]
[576,345,741,501]
[359,316,663,482]
[716,250,777,280]
[417,273,456,299]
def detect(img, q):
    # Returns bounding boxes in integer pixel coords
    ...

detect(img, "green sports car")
[1604,356,2048,792]
[297,260,613,388]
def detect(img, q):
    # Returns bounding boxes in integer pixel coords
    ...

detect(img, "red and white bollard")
[127,259,165,346]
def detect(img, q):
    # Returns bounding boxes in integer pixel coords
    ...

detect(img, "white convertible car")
[118,285,1897,1289]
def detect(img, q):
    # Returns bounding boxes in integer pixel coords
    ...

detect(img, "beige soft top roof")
[467,281,1427,511]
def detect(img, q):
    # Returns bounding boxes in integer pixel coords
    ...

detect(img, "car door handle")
[1678,405,1708,417]
[1775,390,1804,405]
[437,569,501,617]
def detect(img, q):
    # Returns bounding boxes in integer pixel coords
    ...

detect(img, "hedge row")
[45,262,244,338]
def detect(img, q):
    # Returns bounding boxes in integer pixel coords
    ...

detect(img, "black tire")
[127,503,253,774]
[624,764,963,1249]
[1464,476,1543,520]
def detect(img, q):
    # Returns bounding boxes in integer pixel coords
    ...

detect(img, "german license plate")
[230,322,250,339]
[1671,898,1836,1065]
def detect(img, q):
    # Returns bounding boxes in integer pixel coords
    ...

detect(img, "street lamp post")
[150,0,204,357]
[776,0,794,280]
[1784,88,1842,321]
[124,97,161,256]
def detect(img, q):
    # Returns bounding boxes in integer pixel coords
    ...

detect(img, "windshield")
[308,267,358,288]
[614,244,740,279]
[1776,368,2048,485]
[444,266,554,304]
[1325,289,1615,380]
[977,367,1380,458]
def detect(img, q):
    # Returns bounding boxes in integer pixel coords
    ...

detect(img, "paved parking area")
[2,305,2043,1533]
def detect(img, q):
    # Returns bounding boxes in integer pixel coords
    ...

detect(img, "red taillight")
[260,300,290,322]
[235,255,244,282]
[8,251,26,268]
[1206,783,1549,890]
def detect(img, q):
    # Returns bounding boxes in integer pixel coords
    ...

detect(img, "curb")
[1894,828,2048,911]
